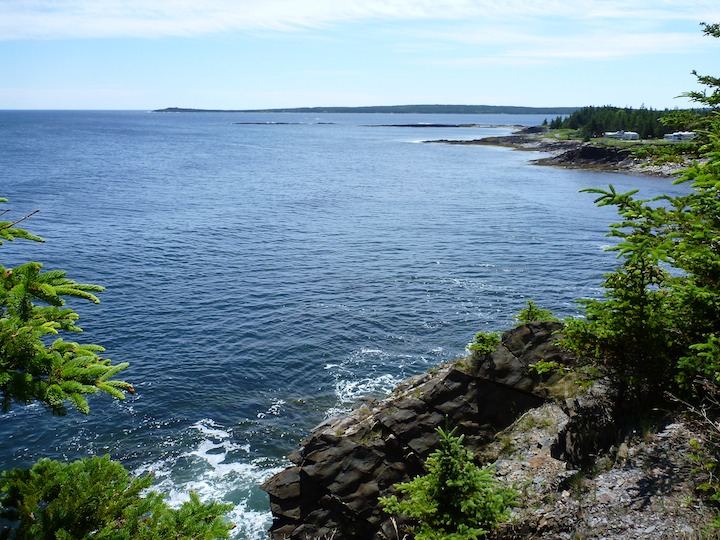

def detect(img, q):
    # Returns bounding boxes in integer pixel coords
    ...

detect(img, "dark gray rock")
[551,380,621,467]
[261,322,574,539]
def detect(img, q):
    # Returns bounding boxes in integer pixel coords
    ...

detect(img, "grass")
[539,128,699,165]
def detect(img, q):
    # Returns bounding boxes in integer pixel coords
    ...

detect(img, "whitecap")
[133,419,286,540]
[191,418,232,440]
[334,373,399,405]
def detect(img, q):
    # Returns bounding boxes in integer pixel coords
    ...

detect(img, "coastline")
[425,130,690,178]
[262,322,710,539]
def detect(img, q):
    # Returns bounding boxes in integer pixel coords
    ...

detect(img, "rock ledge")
[262,322,713,538]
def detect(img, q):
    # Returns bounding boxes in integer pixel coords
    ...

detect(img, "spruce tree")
[380,427,516,540]
[0,198,133,414]
[562,23,720,396]
[0,198,233,539]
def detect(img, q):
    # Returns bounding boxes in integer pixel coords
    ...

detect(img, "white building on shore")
[604,130,640,140]
[663,131,696,142]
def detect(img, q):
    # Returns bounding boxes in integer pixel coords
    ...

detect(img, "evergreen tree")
[0,199,233,539]
[563,24,720,397]
[660,23,720,140]
[380,427,516,540]
[683,23,720,108]
[555,105,682,139]
[0,456,232,540]
[0,199,133,414]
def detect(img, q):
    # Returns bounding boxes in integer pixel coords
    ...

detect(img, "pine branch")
[0,209,40,231]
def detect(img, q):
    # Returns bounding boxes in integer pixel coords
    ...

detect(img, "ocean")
[0,110,689,538]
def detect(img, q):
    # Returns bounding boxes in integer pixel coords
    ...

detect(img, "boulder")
[551,380,621,467]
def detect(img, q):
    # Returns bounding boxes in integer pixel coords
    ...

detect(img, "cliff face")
[262,322,712,539]
[261,322,574,539]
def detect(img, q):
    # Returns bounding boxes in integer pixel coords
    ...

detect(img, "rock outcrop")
[262,321,714,539]
[261,322,574,539]
[489,405,711,540]
[427,132,691,178]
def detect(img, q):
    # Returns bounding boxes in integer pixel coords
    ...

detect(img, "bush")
[380,427,516,540]
[0,455,233,540]
[514,300,558,325]
[466,332,500,356]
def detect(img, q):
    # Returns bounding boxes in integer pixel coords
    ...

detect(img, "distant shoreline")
[153,105,578,115]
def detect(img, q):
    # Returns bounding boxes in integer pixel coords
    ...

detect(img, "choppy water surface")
[0,111,689,537]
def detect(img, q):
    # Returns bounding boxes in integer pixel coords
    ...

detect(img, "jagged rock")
[550,144,632,166]
[262,320,716,538]
[493,415,713,539]
[261,322,572,539]
[552,380,620,467]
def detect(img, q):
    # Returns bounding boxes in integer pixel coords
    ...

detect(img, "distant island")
[153,104,579,115]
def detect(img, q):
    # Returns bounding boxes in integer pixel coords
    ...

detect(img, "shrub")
[380,427,516,540]
[466,332,500,356]
[514,300,558,325]
[0,455,233,540]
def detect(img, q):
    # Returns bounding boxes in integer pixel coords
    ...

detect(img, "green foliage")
[659,109,710,134]
[466,332,500,355]
[528,360,565,376]
[681,23,720,109]
[514,300,558,325]
[689,438,720,505]
[562,147,720,389]
[0,203,43,245]
[0,199,132,415]
[562,183,682,388]
[555,105,683,139]
[631,141,698,164]
[680,335,720,384]
[0,455,233,540]
[380,427,516,540]
[562,23,720,395]
[660,23,720,143]
[0,199,232,538]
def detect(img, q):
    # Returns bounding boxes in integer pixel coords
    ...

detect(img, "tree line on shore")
[545,104,712,140]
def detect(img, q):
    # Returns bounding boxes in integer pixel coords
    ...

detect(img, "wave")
[134,419,285,540]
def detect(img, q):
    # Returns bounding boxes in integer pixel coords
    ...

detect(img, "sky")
[1,0,720,110]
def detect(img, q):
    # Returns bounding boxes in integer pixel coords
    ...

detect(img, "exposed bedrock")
[535,144,633,167]
[262,321,586,539]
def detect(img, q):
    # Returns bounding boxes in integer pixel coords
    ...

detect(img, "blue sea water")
[0,110,689,537]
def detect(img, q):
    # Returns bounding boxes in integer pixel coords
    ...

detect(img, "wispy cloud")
[1,0,719,40]
[418,30,716,67]
[517,32,712,60]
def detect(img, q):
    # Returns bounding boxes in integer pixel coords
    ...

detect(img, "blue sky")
[2,1,719,110]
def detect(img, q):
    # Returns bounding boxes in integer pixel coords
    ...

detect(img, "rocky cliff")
[262,322,576,538]
[262,322,711,539]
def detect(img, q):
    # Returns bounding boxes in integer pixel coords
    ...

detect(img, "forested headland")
[545,105,711,139]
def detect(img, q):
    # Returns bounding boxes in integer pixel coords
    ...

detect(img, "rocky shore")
[262,323,712,539]
[426,129,692,178]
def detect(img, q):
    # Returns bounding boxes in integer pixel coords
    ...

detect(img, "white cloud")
[522,32,711,60]
[431,31,715,67]
[1,0,720,40]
